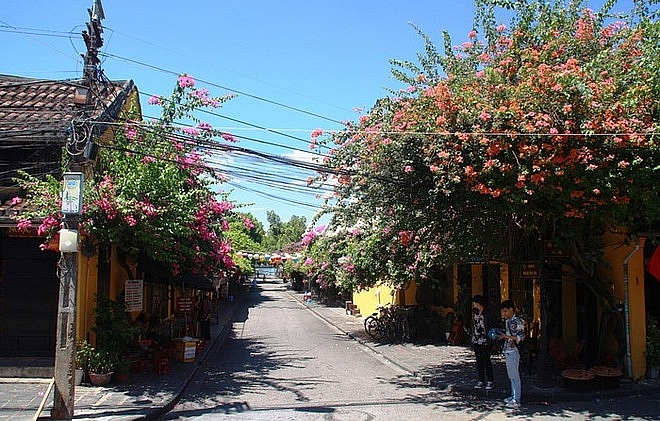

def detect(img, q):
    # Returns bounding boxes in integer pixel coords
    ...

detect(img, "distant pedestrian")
[198,292,212,341]
[499,299,525,409]
[471,295,495,390]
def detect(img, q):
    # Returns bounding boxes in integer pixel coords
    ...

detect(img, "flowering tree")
[309,0,659,292]
[16,75,240,278]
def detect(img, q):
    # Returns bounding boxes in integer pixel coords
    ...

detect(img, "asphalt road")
[163,282,660,421]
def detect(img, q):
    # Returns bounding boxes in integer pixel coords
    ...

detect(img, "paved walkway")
[1,282,658,420]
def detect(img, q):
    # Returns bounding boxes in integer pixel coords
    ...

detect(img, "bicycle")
[364,304,415,343]
[364,304,389,341]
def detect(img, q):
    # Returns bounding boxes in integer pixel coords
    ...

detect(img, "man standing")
[499,299,525,409]
[198,292,212,341]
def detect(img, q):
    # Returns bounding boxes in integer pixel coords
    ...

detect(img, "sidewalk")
[286,289,660,405]
[0,291,246,421]
[1,282,659,420]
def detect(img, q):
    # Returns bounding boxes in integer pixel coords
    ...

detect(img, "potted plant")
[75,339,93,385]
[93,295,141,376]
[646,314,660,379]
[87,350,114,386]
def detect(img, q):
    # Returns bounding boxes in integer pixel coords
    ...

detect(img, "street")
[163,282,660,420]
[165,282,443,419]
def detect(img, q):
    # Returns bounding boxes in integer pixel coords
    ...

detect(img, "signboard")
[177,297,194,312]
[124,279,143,312]
[520,262,540,279]
[61,172,84,215]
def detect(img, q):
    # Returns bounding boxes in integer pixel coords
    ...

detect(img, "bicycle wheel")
[364,316,383,341]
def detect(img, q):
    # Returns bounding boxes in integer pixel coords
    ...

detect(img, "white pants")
[505,349,521,403]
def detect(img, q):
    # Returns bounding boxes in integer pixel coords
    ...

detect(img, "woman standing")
[471,295,495,390]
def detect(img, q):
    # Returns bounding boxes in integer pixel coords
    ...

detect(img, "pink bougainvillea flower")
[37,215,59,236]
[16,218,32,231]
[221,132,237,142]
[197,122,213,131]
[241,215,255,230]
[124,121,139,141]
[11,196,22,206]
[189,88,209,100]
[182,127,200,136]
[311,128,324,139]
[147,95,162,105]
[124,215,137,227]
[177,74,195,88]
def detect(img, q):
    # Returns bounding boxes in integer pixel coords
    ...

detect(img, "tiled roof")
[0,74,134,140]
[0,74,137,204]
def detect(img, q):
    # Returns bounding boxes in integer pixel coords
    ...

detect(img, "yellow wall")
[471,265,482,297]
[500,264,509,302]
[403,282,418,306]
[75,245,136,346]
[76,254,98,342]
[352,283,398,317]
[599,233,646,380]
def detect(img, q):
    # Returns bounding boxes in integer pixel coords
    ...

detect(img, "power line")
[98,142,327,209]
[0,26,77,39]
[100,52,345,126]
[102,24,358,116]
[0,22,347,145]
[3,107,655,140]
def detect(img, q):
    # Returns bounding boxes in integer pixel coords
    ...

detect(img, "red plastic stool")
[196,339,206,353]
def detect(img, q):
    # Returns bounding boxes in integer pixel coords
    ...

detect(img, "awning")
[139,259,214,291]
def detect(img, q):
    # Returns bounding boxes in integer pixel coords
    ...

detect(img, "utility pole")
[51,1,104,419]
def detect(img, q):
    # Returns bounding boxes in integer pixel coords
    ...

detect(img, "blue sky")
[0,0,635,229]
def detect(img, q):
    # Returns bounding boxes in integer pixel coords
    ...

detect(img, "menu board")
[125,279,144,312]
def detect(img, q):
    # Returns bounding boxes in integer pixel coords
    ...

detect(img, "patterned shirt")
[503,314,525,354]
[472,312,489,346]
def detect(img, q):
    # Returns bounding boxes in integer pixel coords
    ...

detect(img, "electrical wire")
[99,51,346,126]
